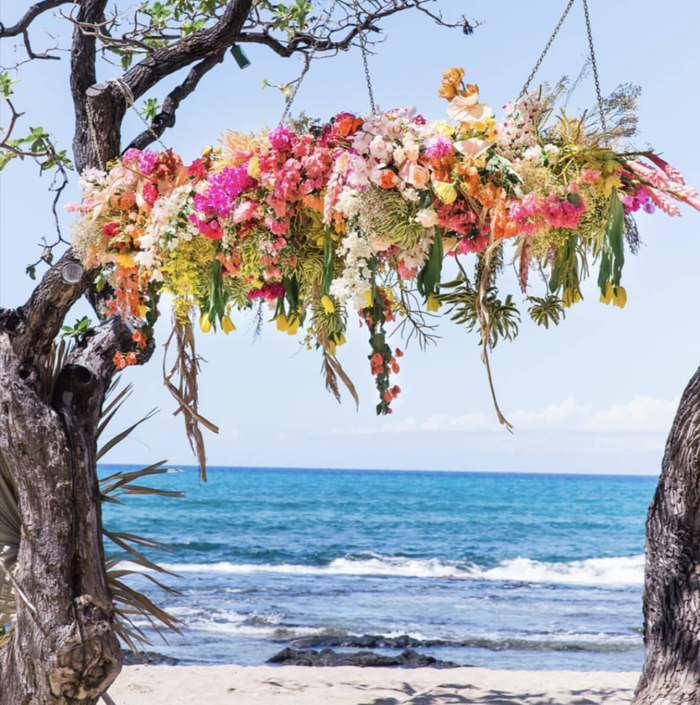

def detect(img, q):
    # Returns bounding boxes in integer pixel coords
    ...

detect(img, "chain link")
[519,0,576,100]
[355,0,376,113]
[582,0,607,133]
[280,0,339,123]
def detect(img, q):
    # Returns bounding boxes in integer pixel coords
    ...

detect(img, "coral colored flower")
[132,330,148,349]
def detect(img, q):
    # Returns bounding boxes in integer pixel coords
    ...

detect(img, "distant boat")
[165,468,184,473]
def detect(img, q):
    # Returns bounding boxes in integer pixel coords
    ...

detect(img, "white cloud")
[341,395,679,436]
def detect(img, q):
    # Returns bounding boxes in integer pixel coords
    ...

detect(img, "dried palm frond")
[44,338,71,398]
[0,377,185,654]
[0,448,19,640]
[99,460,184,653]
[163,316,219,481]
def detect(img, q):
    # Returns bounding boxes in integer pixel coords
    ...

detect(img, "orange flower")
[336,114,364,137]
[439,67,465,101]
[132,330,148,349]
[438,83,458,101]
[119,191,136,211]
[442,67,465,86]
[380,170,398,189]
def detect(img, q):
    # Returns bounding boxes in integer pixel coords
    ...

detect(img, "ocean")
[102,467,656,671]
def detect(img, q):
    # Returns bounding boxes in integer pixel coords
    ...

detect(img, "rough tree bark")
[0,260,134,704]
[634,368,700,705]
[0,2,256,701]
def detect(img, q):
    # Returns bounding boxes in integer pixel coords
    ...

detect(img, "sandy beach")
[108,665,637,705]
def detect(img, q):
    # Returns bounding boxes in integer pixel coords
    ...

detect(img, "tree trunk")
[634,368,700,705]
[0,278,137,704]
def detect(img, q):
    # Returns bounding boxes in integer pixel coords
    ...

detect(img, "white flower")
[447,94,494,123]
[415,208,439,228]
[544,144,560,163]
[401,187,419,203]
[369,135,392,161]
[134,250,158,269]
[336,187,360,218]
[329,227,374,309]
[151,269,164,283]
[523,146,543,162]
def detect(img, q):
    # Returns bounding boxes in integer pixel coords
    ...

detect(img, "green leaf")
[321,229,333,296]
[416,232,444,298]
[597,189,625,292]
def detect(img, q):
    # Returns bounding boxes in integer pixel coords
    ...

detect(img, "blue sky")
[1,0,699,474]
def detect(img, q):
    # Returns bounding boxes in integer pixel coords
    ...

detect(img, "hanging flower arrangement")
[70,69,699,417]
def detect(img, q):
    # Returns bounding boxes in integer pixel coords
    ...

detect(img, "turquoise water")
[102,467,656,670]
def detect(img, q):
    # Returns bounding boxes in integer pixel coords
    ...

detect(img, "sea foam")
[154,553,644,587]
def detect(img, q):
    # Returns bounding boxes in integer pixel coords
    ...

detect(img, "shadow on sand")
[361,681,634,705]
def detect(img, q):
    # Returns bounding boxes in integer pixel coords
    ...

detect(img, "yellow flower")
[426,292,442,312]
[612,286,627,309]
[334,332,346,347]
[326,339,337,356]
[562,287,582,308]
[434,121,455,137]
[433,182,457,204]
[364,289,373,308]
[199,312,212,333]
[118,254,137,268]
[472,120,487,133]
[286,317,300,336]
[221,315,236,334]
[275,314,289,332]
[202,145,213,157]
[600,282,613,305]
[138,305,148,318]
[247,157,261,180]
[321,295,335,314]
[599,174,622,196]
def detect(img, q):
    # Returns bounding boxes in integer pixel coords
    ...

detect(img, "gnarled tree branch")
[126,48,227,152]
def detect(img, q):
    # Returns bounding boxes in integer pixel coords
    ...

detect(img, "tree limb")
[121,0,253,103]
[0,0,70,39]
[5,250,91,365]
[126,48,227,152]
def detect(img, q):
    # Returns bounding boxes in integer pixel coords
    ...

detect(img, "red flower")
[102,222,120,239]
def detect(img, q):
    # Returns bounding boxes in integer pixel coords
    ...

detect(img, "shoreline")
[108,664,638,704]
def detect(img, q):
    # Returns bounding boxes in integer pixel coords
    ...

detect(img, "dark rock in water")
[287,634,452,650]
[122,650,179,666]
[267,647,458,669]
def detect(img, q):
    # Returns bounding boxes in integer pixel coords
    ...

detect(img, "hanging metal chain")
[280,0,339,123]
[518,0,576,99]
[582,0,607,133]
[354,0,376,113]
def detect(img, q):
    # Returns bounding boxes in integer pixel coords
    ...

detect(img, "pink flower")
[142,181,159,205]
[233,200,259,223]
[264,215,288,236]
[140,151,158,176]
[268,125,295,151]
[580,168,601,184]
[424,135,453,160]
[190,216,223,240]
[397,260,419,280]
